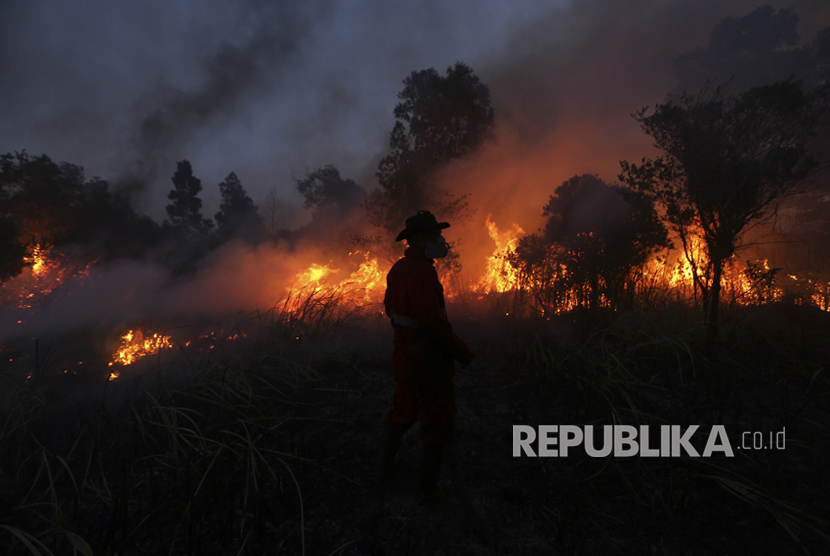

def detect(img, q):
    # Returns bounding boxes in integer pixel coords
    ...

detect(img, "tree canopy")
[0,217,26,281]
[294,165,367,252]
[512,174,667,313]
[214,171,265,244]
[672,5,830,93]
[367,62,494,236]
[0,151,160,279]
[165,160,213,242]
[619,80,827,339]
[296,165,365,215]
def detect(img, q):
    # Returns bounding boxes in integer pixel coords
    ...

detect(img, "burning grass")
[108,329,173,374]
[283,250,386,313]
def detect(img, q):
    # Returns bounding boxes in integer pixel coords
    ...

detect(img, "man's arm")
[408,270,474,367]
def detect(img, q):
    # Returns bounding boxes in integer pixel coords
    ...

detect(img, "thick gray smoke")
[0,0,548,219]
[120,2,318,202]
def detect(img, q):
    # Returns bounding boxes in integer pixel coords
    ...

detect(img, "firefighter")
[382,210,474,498]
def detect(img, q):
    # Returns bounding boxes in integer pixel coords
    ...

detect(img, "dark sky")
[2,0,829,227]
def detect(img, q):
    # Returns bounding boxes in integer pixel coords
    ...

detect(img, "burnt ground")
[2,304,830,555]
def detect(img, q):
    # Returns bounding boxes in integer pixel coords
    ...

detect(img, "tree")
[367,62,495,235]
[165,160,213,243]
[296,165,364,215]
[260,186,292,241]
[294,165,366,251]
[0,151,85,249]
[0,217,26,281]
[511,174,667,313]
[672,6,830,94]
[0,151,160,270]
[214,171,265,244]
[619,80,827,340]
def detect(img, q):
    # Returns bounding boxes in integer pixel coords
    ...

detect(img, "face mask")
[424,235,448,259]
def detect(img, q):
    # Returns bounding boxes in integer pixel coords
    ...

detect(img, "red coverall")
[384,247,473,445]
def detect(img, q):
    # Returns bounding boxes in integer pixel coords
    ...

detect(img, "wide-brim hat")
[395,210,450,242]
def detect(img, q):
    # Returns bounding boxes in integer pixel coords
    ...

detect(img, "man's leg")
[382,422,413,481]
[383,381,418,482]
[419,441,445,497]
[416,379,456,497]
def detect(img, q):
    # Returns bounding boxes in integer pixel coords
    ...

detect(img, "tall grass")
[272,284,381,344]
[2,291,828,554]
[499,308,830,554]
[0,311,338,555]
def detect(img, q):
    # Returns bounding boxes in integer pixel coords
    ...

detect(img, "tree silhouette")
[295,165,366,252]
[671,5,830,304]
[260,186,292,241]
[296,165,364,215]
[512,174,667,313]
[619,80,827,340]
[0,152,85,249]
[0,217,26,281]
[214,171,264,245]
[672,6,830,94]
[0,151,160,273]
[165,160,213,243]
[367,62,494,236]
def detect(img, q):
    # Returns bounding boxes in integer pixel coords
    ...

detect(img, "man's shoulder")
[387,254,436,284]
[391,254,433,272]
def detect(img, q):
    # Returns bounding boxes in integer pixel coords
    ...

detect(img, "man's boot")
[419,442,445,498]
[381,423,412,482]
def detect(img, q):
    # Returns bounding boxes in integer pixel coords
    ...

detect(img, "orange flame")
[108,329,172,376]
[291,263,339,294]
[283,251,387,311]
[3,245,97,314]
[31,245,47,277]
[475,215,524,294]
[338,252,385,303]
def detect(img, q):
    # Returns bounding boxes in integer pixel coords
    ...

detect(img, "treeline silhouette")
[0,152,268,278]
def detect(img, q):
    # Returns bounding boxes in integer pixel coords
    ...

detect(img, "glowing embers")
[779,273,830,310]
[187,329,249,350]
[475,215,524,294]
[283,251,386,312]
[108,329,172,377]
[30,244,48,277]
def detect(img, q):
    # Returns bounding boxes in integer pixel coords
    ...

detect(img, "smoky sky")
[2,0,829,227]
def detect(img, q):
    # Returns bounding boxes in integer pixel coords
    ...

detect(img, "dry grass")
[1,298,828,555]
